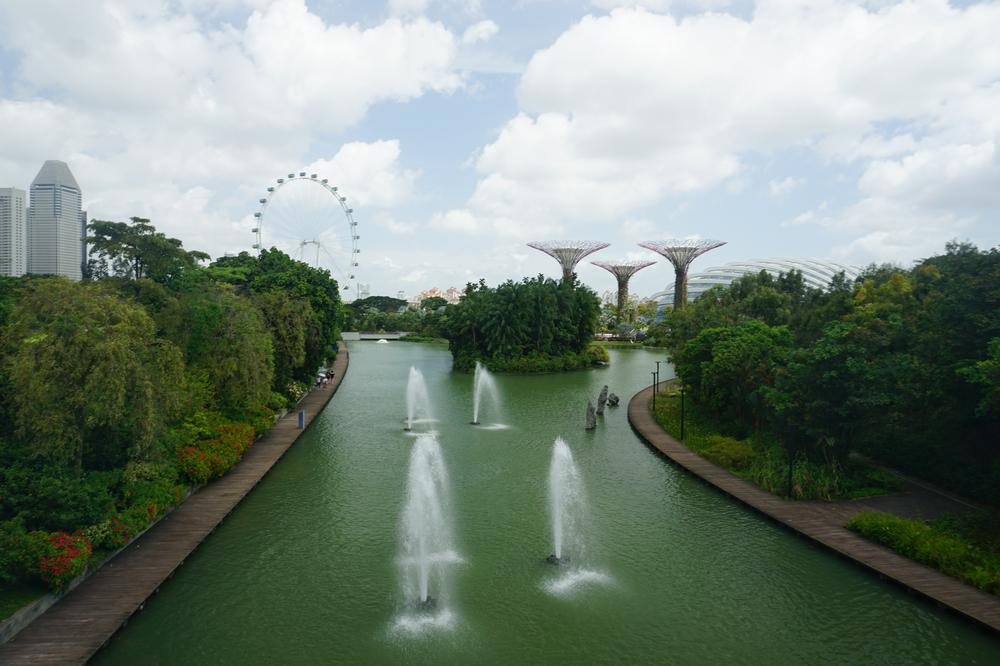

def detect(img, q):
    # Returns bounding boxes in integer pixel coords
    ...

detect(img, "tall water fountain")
[405,367,432,431]
[547,437,586,566]
[398,433,457,610]
[471,361,501,426]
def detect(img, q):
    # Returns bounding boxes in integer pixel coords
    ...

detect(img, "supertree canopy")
[638,238,726,310]
[591,260,655,324]
[527,241,609,280]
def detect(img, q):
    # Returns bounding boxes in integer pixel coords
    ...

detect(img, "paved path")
[628,385,1000,634]
[0,347,350,665]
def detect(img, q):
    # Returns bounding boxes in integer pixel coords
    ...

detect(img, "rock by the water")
[586,400,597,430]
[596,385,609,415]
[607,393,620,407]
[545,554,569,565]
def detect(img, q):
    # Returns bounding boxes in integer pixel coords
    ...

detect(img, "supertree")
[527,241,609,280]
[638,239,726,310]
[591,259,656,324]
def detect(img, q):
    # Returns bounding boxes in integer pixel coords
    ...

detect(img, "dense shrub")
[28,531,92,590]
[0,467,116,532]
[0,519,31,585]
[702,436,754,470]
[176,420,255,484]
[847,512,1000,595]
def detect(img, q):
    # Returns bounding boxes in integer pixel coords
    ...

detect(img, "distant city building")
[27,160,85,280]
[0,187,27,276]
[651,258,862,314]
[410,286,463,308]
[358,283,371,300]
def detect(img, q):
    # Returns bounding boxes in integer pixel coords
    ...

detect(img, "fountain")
[471,361,501,426]
[547,437,586,566]
[398,433,458,608]
[404,367,432,431]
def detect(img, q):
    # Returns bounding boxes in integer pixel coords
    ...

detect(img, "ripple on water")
[389,608,458,636]
[542,568,614,597]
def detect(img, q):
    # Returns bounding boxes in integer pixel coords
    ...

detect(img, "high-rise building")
[27,160,85,280]
[0,187,27,277]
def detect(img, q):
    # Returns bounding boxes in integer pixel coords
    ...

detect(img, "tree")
[180,286,274,416]
[3,279,185,476]
[85,218,209,284]
[420,296,448,311]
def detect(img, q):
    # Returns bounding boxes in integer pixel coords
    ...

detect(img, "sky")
[1,0,998,301]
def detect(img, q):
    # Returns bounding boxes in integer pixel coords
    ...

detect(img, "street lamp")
[650,371,657,410]
[655,360,661,393]
[680,384,686,441]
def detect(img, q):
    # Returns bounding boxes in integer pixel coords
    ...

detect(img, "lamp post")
[651,371,657,410]
[655,361,661,393]
[680,384,686,441]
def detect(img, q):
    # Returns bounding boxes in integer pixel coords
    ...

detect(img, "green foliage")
[662,243,1000,506]
[399,335,448,343]
[0,466,115,532]
[85,217,208,284]
[0,223,344,602]
[27,531,92,590]
[420,296,448,311]
[652,390,900,500]
[847,511,1000,595]
[702,435,754,470]
[445,275,601,373]
[676,320,792,433]
[0,519,31,585]
[180,287,274,416]
[3,279,186,474]
[209,249,342,382]
[175,418,255,484]
[960,337,1000,417]
[349,295,408,313]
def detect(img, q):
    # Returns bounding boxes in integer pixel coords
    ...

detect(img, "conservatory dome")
[651,258,862,312]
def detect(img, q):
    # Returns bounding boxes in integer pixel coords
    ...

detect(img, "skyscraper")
[0,187,27,277]
[27,160,85,280]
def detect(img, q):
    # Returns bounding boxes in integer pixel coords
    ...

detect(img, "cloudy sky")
[1,0,998,300]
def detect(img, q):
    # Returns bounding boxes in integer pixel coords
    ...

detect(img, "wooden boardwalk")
[0,347,350,665]
[627,385,1000,634]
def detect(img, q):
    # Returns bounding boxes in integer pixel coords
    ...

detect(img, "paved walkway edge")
[0,345,350,665]
[627,384,1000,635]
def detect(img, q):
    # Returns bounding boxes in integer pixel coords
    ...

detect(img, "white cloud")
[430,208,482,234]
[768,176,802,196]
[305,140,418,209]
[446,2,1000,263]
[0,0,463,267]
[462,19,499,45]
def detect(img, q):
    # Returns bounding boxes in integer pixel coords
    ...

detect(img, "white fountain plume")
[405,366,433,431]
[544,437,613,595]
[398,433,458,614]
[471,361,502,426]
[548,437,586,564]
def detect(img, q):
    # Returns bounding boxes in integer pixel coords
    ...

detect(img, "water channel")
[94,342,1000,664]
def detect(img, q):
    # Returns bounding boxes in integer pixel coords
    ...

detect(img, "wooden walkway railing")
[627,384,1000,634]
[0,346,350,665]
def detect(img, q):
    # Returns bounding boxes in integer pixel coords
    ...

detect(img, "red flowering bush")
[176,419,255,484]
[108,505,157,547]
[30,531,92,590]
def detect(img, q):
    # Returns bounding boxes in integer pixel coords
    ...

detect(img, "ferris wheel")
[251,171,359,292]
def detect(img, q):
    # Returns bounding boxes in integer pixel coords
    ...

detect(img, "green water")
[95,343,1000,665]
